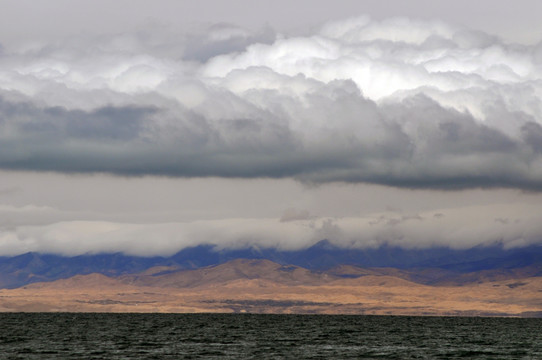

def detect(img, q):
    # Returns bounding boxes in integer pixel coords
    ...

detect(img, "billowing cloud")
[2,16,542,189]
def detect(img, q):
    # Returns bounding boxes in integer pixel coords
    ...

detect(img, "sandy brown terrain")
[0,259,541,316]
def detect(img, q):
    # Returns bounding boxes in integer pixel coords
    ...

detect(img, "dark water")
[0,313,540,359]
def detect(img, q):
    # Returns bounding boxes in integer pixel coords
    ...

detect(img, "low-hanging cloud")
[2,16,542,189]
[0,203,540,256]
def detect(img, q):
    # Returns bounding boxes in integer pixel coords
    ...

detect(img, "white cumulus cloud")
[0,16,542,189]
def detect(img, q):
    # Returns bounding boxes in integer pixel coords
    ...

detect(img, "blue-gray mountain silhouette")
[1,241,541,288]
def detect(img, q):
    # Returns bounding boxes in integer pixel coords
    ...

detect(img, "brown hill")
[328,264,542,286]
[1,259,541,316]
[25,273,126,290]
[329,275,421,287]
[118,259,337,288]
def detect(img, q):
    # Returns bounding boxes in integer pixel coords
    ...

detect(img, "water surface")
[0,313,540,359]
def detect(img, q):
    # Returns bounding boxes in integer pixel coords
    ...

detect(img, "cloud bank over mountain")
[1,13,542,257]
[1,16,542,189]
[1,202,540,256]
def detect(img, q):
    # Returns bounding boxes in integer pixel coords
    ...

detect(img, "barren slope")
[1,260,542,316]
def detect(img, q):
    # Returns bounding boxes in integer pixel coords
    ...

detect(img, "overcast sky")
[1,0,542,256]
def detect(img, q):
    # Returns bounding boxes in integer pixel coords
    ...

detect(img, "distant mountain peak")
[308,239,338,250]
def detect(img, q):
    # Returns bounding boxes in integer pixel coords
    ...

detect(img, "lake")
[0,313,540,359]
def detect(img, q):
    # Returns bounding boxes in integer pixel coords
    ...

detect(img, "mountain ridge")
[3,258,542,316]
[1,242,542,288]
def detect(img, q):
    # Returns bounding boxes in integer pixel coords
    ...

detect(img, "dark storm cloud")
[1,16,542,190]
[0,89,540,190]
[521,122,542,153]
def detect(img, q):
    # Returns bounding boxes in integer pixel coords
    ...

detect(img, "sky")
[1,0,542,256]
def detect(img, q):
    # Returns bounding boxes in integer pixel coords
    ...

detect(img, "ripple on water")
[0,313,540,359]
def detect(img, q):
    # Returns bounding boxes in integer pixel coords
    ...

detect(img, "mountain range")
[2,240,542,289]
[1,258,541,316]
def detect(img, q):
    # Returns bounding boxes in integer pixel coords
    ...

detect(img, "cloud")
[182,23,276,62]
[279,208,313,222]
[1,202,541,256]
[1,16,542,189]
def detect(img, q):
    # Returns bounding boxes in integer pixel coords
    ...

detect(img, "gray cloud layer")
[2,17,542,189]
[1,171,541,256]
[1,203,540,256]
